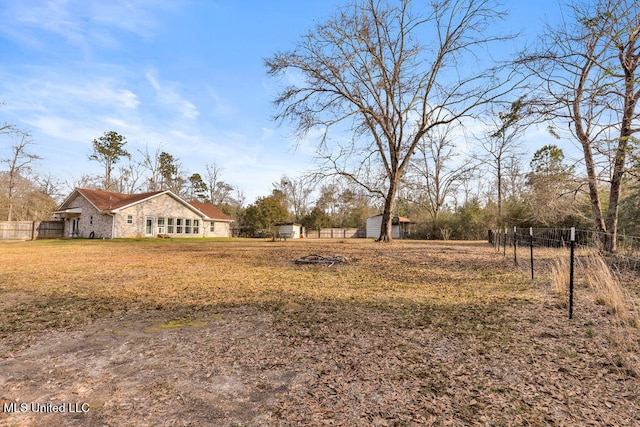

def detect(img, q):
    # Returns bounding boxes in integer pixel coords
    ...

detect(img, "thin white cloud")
[0,0,170,50]
[145,71,199,120]
[2,70,140,114]
[207,88,236,120]
[63,80,141,110]
[0,66,143,149]
[25,115,99,145]
[260,127,275,139]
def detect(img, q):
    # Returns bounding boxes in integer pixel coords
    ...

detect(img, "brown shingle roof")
[188,201,233,221]
[77,188,164,211]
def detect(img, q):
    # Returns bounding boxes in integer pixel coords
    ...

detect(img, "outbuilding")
[274,223,304,239]
[366,214,412,239]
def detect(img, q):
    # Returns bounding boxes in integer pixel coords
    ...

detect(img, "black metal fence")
[489,227,640,270]
[489,227,640,320]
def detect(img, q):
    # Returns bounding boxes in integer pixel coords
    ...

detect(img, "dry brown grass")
[546,247,640,377]
[0,238,534,338]
[1,238,639,425]
[580,250,640,377]
[581,251,639,326]
[550,254,570,308]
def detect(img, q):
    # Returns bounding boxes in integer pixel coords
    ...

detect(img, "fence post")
[529,227,534,280]
[503,227,507,257]
[569,227,575,320]
[513,226,518,266]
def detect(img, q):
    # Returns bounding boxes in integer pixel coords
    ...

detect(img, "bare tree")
[115,157,143,194]
[1,123,17,138]
[0,172,58,221]
[476,98,530,222]
[34,171,64,204]
[2,132,41,220]
[273,174,313,222]
[266,0,521,241]
[139,143,163,192]
[1,101,18,137]
[521,0,640,251]
[64,174,102,193]
[409,122,475,236]
[204,162,235,206]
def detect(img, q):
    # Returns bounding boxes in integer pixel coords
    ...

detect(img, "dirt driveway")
[1,306,298,426]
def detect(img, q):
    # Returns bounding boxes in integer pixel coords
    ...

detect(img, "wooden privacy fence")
[0,221,64,241]
[305,228,366,239]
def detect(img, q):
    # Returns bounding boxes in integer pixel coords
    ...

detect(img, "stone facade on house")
[114,193,205,238]
[203,220,231,238]
[57,191,113,239]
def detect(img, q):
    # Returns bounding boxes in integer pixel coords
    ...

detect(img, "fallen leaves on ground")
[0,239,638,425]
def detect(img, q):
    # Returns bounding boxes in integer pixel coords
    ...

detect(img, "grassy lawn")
[0,238,638,425]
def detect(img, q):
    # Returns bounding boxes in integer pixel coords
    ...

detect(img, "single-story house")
[366,214,412,239]
[53,188,233,239]
[274,223,304,238]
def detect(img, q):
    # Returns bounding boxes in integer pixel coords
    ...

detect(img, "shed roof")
[367,214,412,223]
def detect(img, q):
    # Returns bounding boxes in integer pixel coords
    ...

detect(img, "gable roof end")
[75,188,166,211]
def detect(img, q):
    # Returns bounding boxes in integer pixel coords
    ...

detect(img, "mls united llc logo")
[3,401,90,414]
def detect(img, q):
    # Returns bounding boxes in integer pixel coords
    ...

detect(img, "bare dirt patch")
[0,239,638,425]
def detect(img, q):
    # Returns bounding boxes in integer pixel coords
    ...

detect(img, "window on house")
[90,216,93,225]
[193,219,199,234]
[210,222,215,233]
[167,218,174,233]
[185,219,192,234]
[157,217,165,234]
[176,218,183,233]
[127,215,133,224]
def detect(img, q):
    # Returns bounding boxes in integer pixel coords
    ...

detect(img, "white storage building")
[366,214,412,239]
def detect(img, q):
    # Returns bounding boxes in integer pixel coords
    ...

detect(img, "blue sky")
[1,0,562,203]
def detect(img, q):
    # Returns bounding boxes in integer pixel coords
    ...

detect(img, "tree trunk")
[105,164,112,192]
[605,142,626,253]
[377,177,399,242]
[583,146,606,232]
[605,62,638,253]
[497,165,502,221]
[7,166,15,221]
[7,194,13,221]
[581,139,611,251]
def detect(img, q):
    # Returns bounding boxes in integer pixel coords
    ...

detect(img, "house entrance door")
[145,217,155,236]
